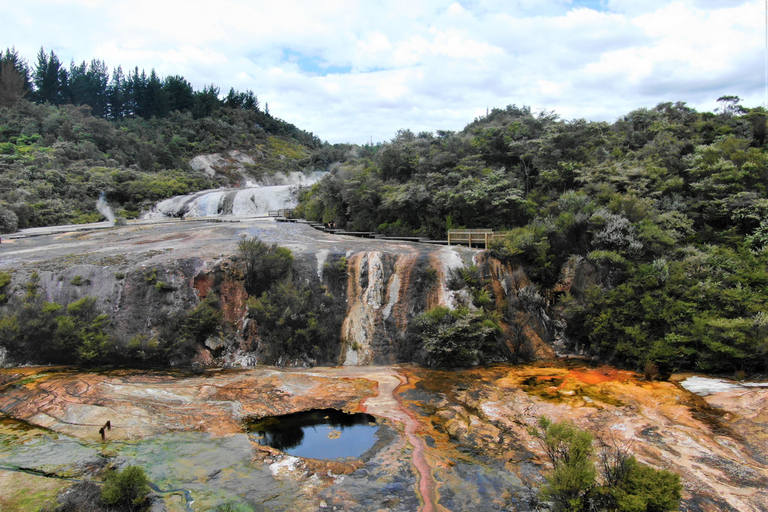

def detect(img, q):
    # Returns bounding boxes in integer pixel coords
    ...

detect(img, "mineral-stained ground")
[0,362,766,511]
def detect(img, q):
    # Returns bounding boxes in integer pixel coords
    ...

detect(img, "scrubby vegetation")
[100,466,152,511]
[413,305,502,367]
[3,44,767,376]
[0,46,329,230]
[0,272,112,365]
[238,236,345,363]
[0,270,222,367]
[298,99,768,375]
[46,465,151,512]
[529,417,681,512]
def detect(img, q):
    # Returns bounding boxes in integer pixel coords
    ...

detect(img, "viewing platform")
[447,229,507,248]
[269,208,295,218]
[293,218,508,248]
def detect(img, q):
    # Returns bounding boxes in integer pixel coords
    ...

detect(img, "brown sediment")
[426,253,445,311]
[391,253,419,331]
[2,365,768,511]
[218,279,248,326]
[193,272,213,297]
[339,252,376,363]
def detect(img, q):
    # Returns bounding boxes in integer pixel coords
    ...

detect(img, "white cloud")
[2,0,764,143]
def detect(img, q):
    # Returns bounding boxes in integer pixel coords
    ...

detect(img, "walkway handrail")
[447,229,508,248]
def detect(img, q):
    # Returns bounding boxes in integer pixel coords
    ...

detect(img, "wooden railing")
[268,209,295,218]
[275,218,508,249]
[447,229,508,248]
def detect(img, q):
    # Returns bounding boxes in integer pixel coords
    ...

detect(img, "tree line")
[0,45,326,232]
[1,46,261,119]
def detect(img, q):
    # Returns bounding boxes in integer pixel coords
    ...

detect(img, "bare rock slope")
[1,217,554,366]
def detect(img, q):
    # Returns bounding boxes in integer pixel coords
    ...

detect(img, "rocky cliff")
[0,217,560,367]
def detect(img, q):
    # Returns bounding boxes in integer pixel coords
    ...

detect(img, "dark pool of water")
[246,409,380,460]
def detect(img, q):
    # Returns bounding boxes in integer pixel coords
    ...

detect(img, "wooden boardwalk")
[276,216,508,248]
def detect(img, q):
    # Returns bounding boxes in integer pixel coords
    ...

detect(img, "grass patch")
[267,136,310,160]
[0,469,66,511]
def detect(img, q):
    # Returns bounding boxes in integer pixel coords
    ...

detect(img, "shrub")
[0,291,113,366]
[530,417,681,512]
[489,223,558,286]
[237,236,293,296]
[159,294,222,361]
[0,271,10,304]
[413,306,501,367]
[610,456,682,512]
[154,280,174,292]
[0,205,19,234]
[248,279,340,361]
[530,417,596,511]
[101,465,151,511]
[52,480,102,512]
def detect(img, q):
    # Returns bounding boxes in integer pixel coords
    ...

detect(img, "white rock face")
[143,169,326,219]
[189,150,257,178]
[680,376,768,396]
[435,248,466,309]
[143,185,298,219]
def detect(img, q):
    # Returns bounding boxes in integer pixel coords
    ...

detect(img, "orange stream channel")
[356,369,443,512]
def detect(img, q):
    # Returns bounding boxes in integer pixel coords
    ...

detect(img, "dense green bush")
[609,457,682,512]
[0,205,18,233]
[565,244,768,374]
[237,236,293,296]
[240,240,345,363]
[101,465,152,511]
[158,294,222,361]
[0,280,112,365]
[530,417,681,512]
[413,306,502,367]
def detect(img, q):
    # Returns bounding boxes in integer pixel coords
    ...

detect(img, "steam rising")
[97,192,115,224]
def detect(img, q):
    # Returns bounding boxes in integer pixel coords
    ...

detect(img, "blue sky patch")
[571,0,608,12]
[283,49,352,76]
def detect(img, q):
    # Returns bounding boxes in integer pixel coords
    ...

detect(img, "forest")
[2,45,767,377]
[296,99,768,376]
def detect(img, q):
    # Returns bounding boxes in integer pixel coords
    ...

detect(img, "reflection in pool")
[246,409,380,460]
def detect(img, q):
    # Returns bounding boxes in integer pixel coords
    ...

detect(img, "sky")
[2,0,764,144]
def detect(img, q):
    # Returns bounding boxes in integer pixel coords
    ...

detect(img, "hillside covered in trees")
[2,45,767,378]
[0,46,332,229]
[297,98,768,376]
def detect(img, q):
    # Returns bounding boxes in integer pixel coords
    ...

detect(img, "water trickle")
[246,409,379,460]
